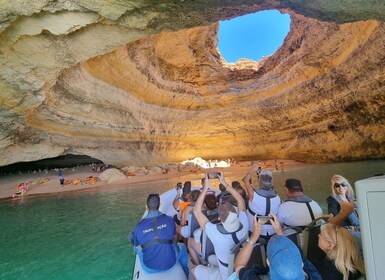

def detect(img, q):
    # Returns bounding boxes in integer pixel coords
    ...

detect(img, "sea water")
[0,160,383,280]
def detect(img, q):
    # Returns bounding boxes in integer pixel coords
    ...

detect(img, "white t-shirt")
[277,196,323,227]
[205,211,249,280]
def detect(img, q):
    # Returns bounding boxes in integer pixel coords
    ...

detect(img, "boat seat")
[187,209,220,238]
[246,238,267,269]
[302,217,328,264]
[206,208,219,223]
[283,226,303,249]
[199,231,216,265]
[225,237,249,275]
[187,209,207,238]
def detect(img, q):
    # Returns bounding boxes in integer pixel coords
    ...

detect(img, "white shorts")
[193,264,221,280]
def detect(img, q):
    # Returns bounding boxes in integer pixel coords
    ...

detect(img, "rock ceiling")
[0,1,384,167]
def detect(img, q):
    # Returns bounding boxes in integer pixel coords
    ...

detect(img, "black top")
[314,258,362,280]
[327,195,350,227]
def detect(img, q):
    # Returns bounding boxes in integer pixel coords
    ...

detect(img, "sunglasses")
[334,182,348,188]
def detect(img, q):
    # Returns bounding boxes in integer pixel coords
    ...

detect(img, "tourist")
[314,223,365,280]
[232,181,242,188]
[204,193,219,222]
[183,181,192,194]
[191,172,249,280]
[187,193,219,265]
[277,178,323,228]
[172,182,191,225]
[216,183,230,203]
[177,189,201,238]
[234,214,305,280]
[243,165,281,239]
[327,175,359,228]
[131,194,188,276]
[227,185,249,210]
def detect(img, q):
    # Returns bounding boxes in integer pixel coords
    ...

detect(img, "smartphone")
[257,216,272,225]
[207,172,219,179]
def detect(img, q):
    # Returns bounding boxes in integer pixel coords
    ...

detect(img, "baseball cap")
[259,170,273,190]
[218,202,240,232]
[285,179,303,191]
[267,235,304,280]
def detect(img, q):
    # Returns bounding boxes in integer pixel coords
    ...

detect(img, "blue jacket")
[134,211,176,270]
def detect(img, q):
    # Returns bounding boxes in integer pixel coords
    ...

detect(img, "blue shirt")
[134,211,176,270]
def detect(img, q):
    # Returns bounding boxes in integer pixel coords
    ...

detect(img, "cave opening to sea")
[0,154,104,175]
[218,10,291,63]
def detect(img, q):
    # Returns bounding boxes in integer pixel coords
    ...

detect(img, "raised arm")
[327,200,355,226]
[193,174,209,230]
[242,164,259,201]
[234,215,261,274]
[219,172,246,212]
[173,186,181,210]
[269,213,284,235]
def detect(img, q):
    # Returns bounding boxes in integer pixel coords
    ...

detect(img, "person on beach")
[314,223,365,280]
[131,193,188,276]
[277,178,323,228]
[327,175,360,228]
[191,172,248,280]
[243,165,281,239]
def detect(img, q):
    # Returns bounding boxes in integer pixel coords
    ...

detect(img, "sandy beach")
[0,160,308,201]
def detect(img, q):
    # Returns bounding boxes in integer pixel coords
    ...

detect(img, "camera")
[207,171,220,179]
[257,216,273,225]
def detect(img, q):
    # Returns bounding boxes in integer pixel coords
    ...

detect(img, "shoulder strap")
[216,223,243,244]
[305,202,315,221]
[141,216,173,249]
[265,197,271,216]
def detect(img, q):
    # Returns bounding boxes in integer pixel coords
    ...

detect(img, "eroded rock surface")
[1,1,384,167]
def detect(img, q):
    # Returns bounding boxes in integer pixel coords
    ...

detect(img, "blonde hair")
[322,224,365,280]
[331,174,355,199]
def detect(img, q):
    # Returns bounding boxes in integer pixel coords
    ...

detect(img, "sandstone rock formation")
[98,168,127,184]
[1,1,384,167]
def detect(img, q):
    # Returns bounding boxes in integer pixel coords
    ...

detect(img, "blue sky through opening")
[218,10,291,63]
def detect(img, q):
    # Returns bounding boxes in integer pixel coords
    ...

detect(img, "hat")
[259,170,273,190]
[147,194,160,210]
[285,179,303,191]
[218,202,240,232]
[267,235,304,280]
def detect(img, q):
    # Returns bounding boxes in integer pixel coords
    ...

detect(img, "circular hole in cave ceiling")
[218,10,291,63]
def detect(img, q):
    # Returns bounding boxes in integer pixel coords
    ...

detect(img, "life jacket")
[248,190,279,224]
[215,223,244,268]
[141,215,174,249]
[285,195,316,228]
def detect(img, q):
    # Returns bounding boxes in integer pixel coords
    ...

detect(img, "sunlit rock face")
[1,1,384,167]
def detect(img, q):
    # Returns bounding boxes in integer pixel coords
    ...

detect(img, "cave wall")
[0,1,384,167]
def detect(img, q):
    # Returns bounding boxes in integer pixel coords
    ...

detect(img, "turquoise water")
[0,160,383,279]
